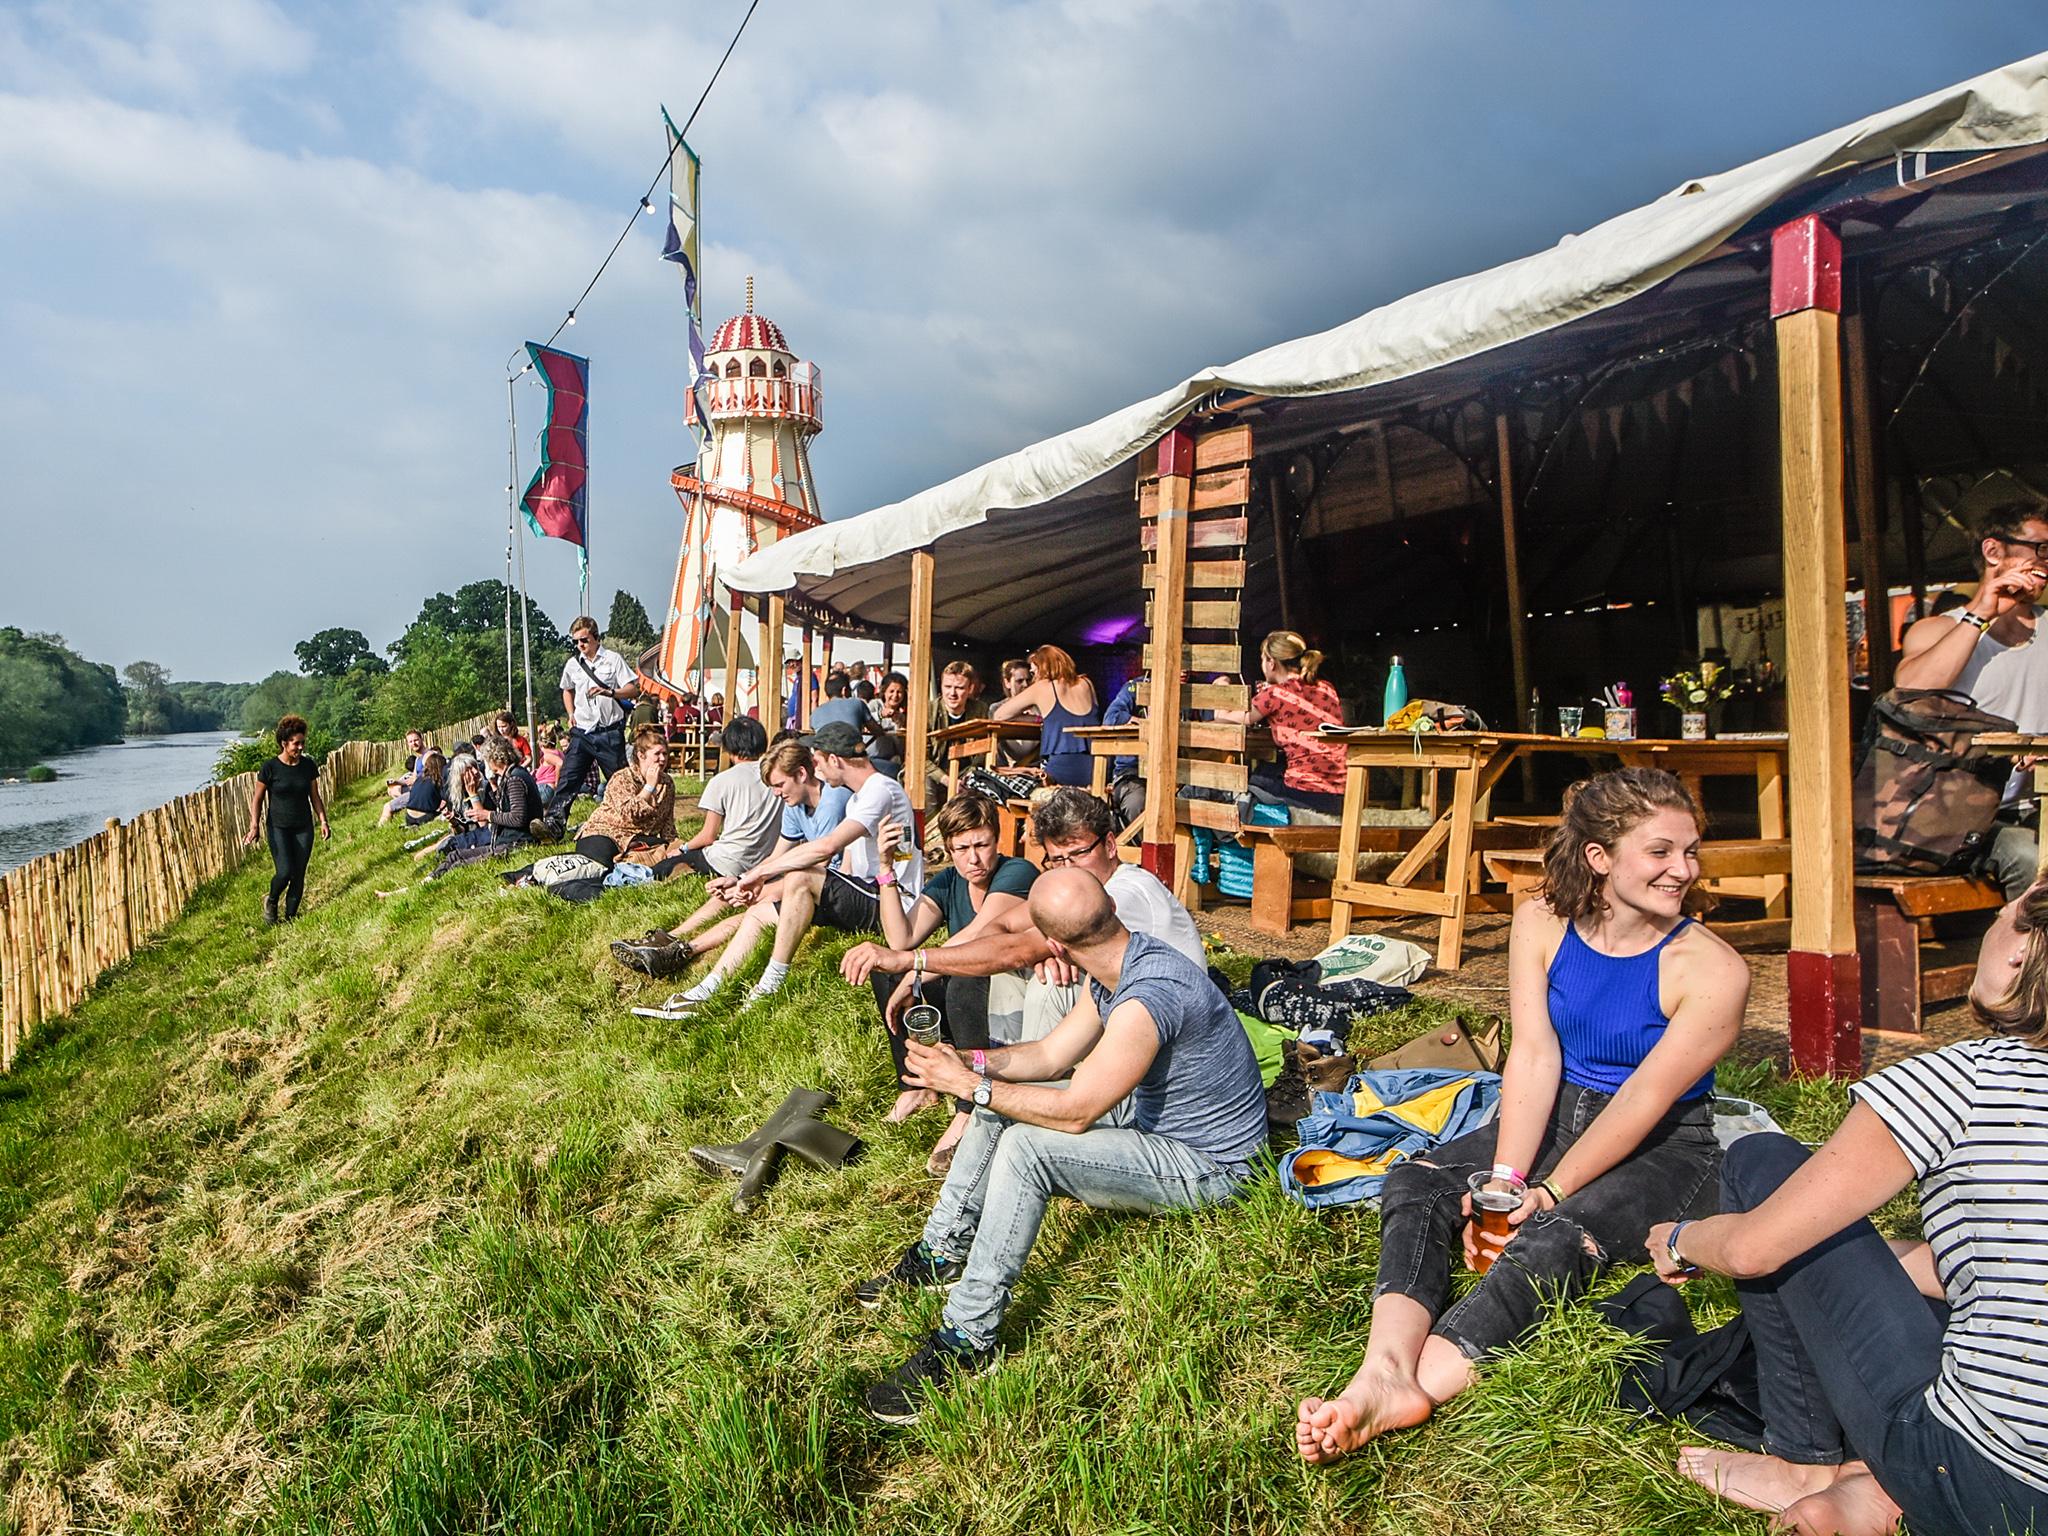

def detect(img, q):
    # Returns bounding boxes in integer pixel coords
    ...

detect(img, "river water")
[0,733,238,875]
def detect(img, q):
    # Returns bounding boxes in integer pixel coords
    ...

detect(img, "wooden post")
[821,629,835,692]
[1773,214,1861,1078]
[763,594,786,735]
[1141,426,1196,886]
[1844,285,1893,695]
[906,551,935,831]
[722,591,743,764]
[799,624,815,729]
[1268,473,1294,635]
[1496,404,1535,803]
[882,639,895,675]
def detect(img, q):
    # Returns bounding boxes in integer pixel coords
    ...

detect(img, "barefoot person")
[1650,885,2048,1536]
[855,869,1266,1424]
[241,714,330,924]
[1296,768,1745,1463]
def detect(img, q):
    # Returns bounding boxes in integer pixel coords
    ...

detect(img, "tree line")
[0,628,127,768]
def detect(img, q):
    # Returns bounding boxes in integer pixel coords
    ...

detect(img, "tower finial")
[745,275,754,314]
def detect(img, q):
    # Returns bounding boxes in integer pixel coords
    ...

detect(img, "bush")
[213,732,334,783]
[24,764,55,783]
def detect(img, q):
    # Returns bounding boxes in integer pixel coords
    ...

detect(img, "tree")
[295,627,385,678]
[605,590,658,653]
[0,629,125,765]
[393,580,561,666]
[123,660,174,734]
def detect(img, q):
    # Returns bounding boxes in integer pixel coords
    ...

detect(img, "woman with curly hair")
[1297,767,1747,1463]
[241,714,329,924]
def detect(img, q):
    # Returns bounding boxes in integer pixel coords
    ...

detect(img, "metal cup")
[903,1002,944,1047]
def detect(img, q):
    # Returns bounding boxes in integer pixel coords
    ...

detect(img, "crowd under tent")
[724,52,2048,1074]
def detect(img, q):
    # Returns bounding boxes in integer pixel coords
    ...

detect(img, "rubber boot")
[773,1117,863,1171]
[731,1143,784,1214]
[689,1088,838,1177]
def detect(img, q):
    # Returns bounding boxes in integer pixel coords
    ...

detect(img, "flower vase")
[1680,710,1709,741]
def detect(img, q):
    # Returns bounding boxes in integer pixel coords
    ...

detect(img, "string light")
[640,196,657,216]
[566,310,577,326]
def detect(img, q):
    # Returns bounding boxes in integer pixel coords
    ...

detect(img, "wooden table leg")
[1091,754,1109,798]
[1328,758,1367,944]
[1436,759,1481,971]
[1755,751,1789,918]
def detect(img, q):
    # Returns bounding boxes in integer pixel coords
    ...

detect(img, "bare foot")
[1678,1448,1838,1514]
[1776,1468,1902,1536]
[886,1088,937,1123]
[1295,1361,1434,1464]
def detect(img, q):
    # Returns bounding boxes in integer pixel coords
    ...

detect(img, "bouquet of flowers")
[1659,661,1736,711]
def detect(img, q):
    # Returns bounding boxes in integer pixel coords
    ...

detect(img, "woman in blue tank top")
[1298,768,1748,1465]
[991,644,1099,787]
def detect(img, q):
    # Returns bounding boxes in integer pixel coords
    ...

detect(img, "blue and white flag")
[661,107,711,466]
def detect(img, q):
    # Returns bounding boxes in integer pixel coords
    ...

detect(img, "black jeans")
[1374,1080,1720,1360]
[548,725,625,826]
[1249,760,1346,816]
[266,822,315,917]
[867,970,992,1108]
[1725,1133,2047,1536]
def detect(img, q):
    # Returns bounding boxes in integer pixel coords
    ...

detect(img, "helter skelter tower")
[647,278,824,706]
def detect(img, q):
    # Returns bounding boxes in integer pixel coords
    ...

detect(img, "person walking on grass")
[535,615,638,837]
[241,713,329,924]
[1296,767,1746,1465]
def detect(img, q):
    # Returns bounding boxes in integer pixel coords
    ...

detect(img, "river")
[0,733,239,876]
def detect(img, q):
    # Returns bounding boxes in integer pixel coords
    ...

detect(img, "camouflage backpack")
[1852,688,2015,876]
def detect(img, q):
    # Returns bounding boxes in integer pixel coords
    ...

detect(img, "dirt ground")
[1193,901,1983,1074]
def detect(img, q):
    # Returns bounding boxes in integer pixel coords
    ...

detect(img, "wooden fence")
[0,711,498,1070]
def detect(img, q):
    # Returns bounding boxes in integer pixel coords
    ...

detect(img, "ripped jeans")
[1373,1080,1721,1361]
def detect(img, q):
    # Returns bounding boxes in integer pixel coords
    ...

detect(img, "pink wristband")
[1491,1163,1527,1186]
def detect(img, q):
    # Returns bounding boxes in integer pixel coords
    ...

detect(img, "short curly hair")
[275,714,309,747]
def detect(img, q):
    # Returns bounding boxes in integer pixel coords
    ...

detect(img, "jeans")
[548,725,625,826]
[1724,1133,2047,1536]
[867,971,991,1106]
[266,822,315,917]
[1374,1080,1720,1360]
[1980,816,2037,902]
[1249,760,1346,816]
[927,1110,1256,1348]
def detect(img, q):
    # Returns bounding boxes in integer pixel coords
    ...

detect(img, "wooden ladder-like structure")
[1136,422,1254,894]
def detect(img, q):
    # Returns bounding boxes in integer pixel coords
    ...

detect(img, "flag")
[520,344,590,574]
[661,107,711,464]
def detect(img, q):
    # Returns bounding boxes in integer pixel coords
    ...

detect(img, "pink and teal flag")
[520,343,589,570]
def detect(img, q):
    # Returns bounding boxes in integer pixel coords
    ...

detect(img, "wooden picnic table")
[928,717,1045,797]
[1064,723,1142,797]
[1326,729,1791,970]
[1969,733,2048,877]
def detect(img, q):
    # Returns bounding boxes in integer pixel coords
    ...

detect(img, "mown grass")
[0,779,1908,1534]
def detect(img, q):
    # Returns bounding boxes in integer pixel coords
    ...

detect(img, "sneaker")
[862,1327,996,1425]
[855,1241,966,1310]
[610,939,694,978]
[527,817,561,843]
[261,896,278,926]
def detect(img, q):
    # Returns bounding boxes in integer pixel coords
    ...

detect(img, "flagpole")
[508,375,537,756]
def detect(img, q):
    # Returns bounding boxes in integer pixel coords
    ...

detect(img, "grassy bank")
[0,778,1887,1534]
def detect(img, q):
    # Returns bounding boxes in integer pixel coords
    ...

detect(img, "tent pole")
[764,595,786,736]
[1495,403,1535,804]
[1268,471,1294,635]
[508,376,536,754]
[906,552,935,839]
[1141,426,1195,888]
[723,590,743,768]
[1772,214,1860,1078]
[800,624,815,729]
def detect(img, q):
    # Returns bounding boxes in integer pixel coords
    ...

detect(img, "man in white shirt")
[682,721,923,1011]
[665,716,784,880]
[539,615,639,836]
[1895,503,2048,896]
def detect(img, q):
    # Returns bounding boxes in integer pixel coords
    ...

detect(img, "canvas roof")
[726,53,2048,644]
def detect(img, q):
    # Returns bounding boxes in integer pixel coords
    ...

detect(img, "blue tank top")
[1546,917,1713,1101]
[1039,690,1101,786]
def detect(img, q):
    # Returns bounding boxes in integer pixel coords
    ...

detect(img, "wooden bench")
[1484,839,1795,946]
[1855,873,2006,1033]
[1227,823,1548,936]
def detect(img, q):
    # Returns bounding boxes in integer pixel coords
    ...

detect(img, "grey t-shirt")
[1088,932,1268,1167]
[697,761,783,878]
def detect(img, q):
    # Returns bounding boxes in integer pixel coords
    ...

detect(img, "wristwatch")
[973,1076,993,1108]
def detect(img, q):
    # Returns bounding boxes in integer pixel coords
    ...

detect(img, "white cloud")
[4,0,313,98]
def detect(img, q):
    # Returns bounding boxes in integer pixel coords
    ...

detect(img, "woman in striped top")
[1298,769,1748,1462]
[1654,888,2048,1536]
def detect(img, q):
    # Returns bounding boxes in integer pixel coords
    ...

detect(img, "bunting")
[661,107,711,465]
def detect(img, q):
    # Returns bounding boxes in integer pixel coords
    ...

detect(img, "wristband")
[971,1049,988,1076]
[877,869,897,887]
[1666,1220,1699,1273]
[1491,1163,1527,1188]
[1957,609,1992,632]
[1538,1176,1566,1207]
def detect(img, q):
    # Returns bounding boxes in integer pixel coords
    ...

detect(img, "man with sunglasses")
[1898,502,2048,896]
[535,615,640,838]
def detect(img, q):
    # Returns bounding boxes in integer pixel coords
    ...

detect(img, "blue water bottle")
[1383,655,1409,725]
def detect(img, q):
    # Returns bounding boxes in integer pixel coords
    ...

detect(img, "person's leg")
[741,870,824,1004]
[1676,1133,1949,1528]
[679,904,778,1001]
[1983,819,2039,901]
[264,823,293,921]
[282,827,315,918]
[546,731,597,828]
[939,1123,1243,1350]
[868,968,925,1102]
[918,1108,1008,1260]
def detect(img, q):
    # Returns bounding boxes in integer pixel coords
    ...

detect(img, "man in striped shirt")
[1648,884,2048,1536]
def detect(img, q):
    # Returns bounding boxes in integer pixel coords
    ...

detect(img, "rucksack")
[1852,688,2015,875]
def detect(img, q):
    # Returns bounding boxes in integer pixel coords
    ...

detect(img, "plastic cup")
[1467,1170,1522,1275]
[1556,706,1582,737]
[903,1001,943,1047]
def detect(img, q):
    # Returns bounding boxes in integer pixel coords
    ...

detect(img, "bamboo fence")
[0,711,498,1070]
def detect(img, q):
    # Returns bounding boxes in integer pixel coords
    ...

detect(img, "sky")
[5,0,2046,685]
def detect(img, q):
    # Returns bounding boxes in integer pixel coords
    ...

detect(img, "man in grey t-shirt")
[854,868,1267,1425]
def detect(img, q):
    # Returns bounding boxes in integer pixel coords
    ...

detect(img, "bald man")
[855,868,1268,1425]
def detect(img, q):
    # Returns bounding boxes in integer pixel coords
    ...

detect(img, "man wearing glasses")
[536,615,640,838]
[1897,503,2048,896]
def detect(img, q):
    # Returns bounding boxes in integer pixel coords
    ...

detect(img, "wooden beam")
[1145,598,1241,631]
[1135,680,1249,712]
[1141,426,1195,883]
[1269,472,1294,635]
[1194,423,1253,469]
[906,551,935,819]
[1496,405,1534,804]
[1142,560,1246,590]
[763,595,786,736]
[721,590,743,767]
[1843,288,1893,695]
[1141,642,1242,674]
[1141,516,1248,552]
[799,624,815,730]
[1773,214,1861,1077]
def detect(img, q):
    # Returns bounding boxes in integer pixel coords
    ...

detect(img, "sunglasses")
[574,633,599,645]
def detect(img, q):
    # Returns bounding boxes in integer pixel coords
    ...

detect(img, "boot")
[774,1117,863,1171]
[611,939,695,978]
[731,1143,784,1214]
[262,894,279,926]
[689,1088,838,1177]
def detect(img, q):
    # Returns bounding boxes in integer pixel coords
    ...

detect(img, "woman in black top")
[242,714,329,923]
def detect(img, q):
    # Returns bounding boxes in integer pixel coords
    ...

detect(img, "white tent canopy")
[727,52,2048,641]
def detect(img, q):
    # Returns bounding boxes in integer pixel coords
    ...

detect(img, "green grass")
[0,779,1890,1534]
